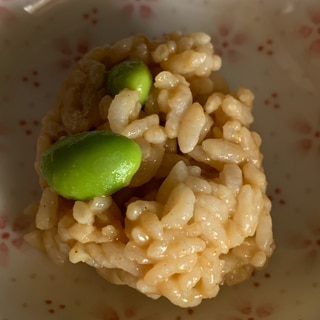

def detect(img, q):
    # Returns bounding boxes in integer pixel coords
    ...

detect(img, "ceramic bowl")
[1,0,320,319]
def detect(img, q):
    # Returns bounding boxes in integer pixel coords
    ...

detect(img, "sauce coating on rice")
[24,32,275,308]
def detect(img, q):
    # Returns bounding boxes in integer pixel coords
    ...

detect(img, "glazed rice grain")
[25,32,275,308]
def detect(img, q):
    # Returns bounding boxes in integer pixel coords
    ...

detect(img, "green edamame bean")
[106,59,153,104]
[40,131,142,200]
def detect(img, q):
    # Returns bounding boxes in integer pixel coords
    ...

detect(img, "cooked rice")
[24,32,274,307]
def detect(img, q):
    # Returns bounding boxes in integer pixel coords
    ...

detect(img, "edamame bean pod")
[106,59,153,104]
[40,130,142,200]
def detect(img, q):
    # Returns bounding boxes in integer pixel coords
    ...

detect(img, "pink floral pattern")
[82,6,99,25]
[256,39,274,57]
[0,214,29,267]
[263,92,281,110]
[268,187,286,206]
[120,0,156,19]
[43,299,67,315]
[52,36,91,71]
[290,116,320,155]
[221,301,276,320]
[290,218,320,265]
[18,118,40,137]
[211,25,247,61]
[21,69,41,88]
[298,6,320,55]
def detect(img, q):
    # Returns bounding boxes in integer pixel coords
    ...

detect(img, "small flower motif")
[0,214,30,267]
[290,218,320,265]
[18,119,40,137]
[120,0,156,19]
[256,38,274,56]
[268,187,286,206]
[298,6,320,55]
[44,299,67,315]
[21,69,41,88]
[223,301,276,320]
[211,24,247,62]
[263,92,281,110]
[82,6,99,25]
[52,36,91,71]
[289,115,320,155]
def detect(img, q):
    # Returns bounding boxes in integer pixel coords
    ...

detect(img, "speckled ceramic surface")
[1,0,320,319]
